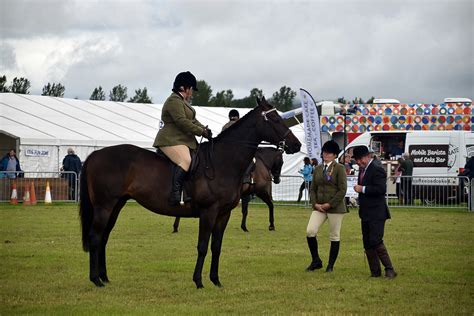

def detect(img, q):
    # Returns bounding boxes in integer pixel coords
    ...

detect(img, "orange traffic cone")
[44,181,52,204]
[30,181,37,205]
[23,181,31,205]
[10,180,18,205]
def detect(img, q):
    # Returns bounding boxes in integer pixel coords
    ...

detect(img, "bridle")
[261,108,291,148]
[200,107,292,180]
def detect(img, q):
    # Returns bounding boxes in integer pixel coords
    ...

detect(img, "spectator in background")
[222,109,240,131]
[391,140,404,158]
[297,157,313,203]
[393,158,403,202]
[311,158,318,174]
[61,148,82,200]
[0,149,22,179]
[462,156,474,180]
[343,154,354,175]
[400,152,413,204]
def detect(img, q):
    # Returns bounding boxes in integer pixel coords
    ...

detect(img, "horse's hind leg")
[99,198,126,283]
[173,217,180,233]
[210,211,232,287]
[240,194,250,232]
[89,206,112,287]
[260,193,275,231]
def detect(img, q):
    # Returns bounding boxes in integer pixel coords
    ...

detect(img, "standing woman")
[305,140,347,272]
[153,71,212,206]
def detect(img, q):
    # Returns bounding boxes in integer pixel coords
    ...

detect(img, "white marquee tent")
[0,94,309,183]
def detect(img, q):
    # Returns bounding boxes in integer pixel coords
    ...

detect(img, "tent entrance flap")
[0,131,20,155]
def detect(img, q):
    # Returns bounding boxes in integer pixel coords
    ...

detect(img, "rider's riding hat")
[173,71,198,91]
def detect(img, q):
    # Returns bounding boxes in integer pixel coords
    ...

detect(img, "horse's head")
[271,148,284,184]
[255,97,301,154]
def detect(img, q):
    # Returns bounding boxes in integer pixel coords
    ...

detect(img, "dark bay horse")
[241,147,283,232]
[79,98,301,288]
[172,146,284,233]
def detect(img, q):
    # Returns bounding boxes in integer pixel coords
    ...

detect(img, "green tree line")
[1,74,374,110]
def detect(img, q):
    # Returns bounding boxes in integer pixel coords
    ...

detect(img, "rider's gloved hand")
[202,127,213,139]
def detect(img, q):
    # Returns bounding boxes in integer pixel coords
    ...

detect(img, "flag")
[300,88,322,164]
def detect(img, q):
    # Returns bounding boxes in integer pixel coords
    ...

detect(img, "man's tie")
[323,164,328,177]
[359,167,365,184]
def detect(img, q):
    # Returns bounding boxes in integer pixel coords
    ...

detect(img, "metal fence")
[1,171,472,211]
[0,171,78,203]
[385,175,471,210]
[250,174,472,211]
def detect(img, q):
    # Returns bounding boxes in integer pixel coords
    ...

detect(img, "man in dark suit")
[353,146,397,279]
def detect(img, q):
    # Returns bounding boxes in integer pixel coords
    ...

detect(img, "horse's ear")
[256,97,261,105]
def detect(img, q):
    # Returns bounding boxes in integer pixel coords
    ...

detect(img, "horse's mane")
[214,105,260,140]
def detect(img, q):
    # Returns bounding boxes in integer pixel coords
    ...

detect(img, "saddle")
[155,148,200,176]
[243,158,257,184]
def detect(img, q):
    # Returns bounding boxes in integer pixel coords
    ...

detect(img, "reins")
[195,107,290,181]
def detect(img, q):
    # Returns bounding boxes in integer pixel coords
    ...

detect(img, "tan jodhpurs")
[160,145,191,172]
[306,211,345,241]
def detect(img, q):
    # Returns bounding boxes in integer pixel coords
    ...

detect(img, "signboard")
[467,145,474,158]
[345,176,358,197]
[300,89,322,164]
[409,145,449,168]
[24,148,50,157]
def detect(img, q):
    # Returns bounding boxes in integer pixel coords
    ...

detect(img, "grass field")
[1,203,473,315]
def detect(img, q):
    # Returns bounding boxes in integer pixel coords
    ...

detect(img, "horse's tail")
[79,157,93,252]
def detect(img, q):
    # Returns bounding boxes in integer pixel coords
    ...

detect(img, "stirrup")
[180,191,192,205]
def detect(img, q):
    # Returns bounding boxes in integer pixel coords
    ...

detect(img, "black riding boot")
[375,243,397,279]
[169,166,188,206]
[306,237,323,271]
[325,241,340,272]
[365,248,382,277]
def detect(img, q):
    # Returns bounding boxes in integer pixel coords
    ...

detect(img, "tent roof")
[0,93,259,148]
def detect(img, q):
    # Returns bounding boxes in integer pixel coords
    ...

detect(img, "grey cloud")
[3,0,472,104]
[0,43,18,71]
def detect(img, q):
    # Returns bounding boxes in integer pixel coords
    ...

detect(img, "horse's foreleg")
[260,193,275,231]
[240,195,250,232]
[193,212,217,289]
[210,211,232,287]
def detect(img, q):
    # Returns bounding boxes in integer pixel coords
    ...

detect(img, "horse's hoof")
[269,225,275,231]
[91,278,105,287]
[172,230,178,233]
[211,278,222,287]
[100,275,110,283]
[241,225,249,232]
[194,278,204,289]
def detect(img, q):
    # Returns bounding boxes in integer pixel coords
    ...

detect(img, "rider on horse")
[153,71,212,206]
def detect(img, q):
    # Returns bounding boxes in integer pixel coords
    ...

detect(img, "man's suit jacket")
[358,161,391,221]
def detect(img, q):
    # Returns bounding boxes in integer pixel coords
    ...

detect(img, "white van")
[341,131,474,203]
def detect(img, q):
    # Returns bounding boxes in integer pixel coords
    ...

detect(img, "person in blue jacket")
[297,157,313,202]
[0,149,22,179]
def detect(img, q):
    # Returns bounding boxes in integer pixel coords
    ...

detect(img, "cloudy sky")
[1,0,472,104]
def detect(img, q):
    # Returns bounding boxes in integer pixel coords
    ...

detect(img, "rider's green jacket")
[153,92,206,150]
[310,162,348,213]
